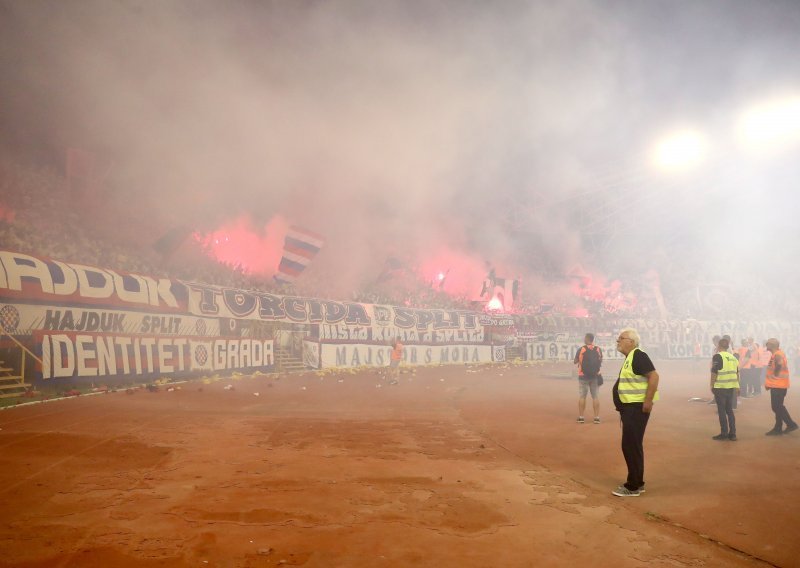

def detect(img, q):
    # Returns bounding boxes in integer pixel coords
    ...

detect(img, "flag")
[480,267,496,298]
[494,280,516,310]
[153,225,192,257]
[275,225,325,283]
[480,267,519,310]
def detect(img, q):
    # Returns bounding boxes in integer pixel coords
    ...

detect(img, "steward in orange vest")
[737,339,756,397]
[764,338,798,436]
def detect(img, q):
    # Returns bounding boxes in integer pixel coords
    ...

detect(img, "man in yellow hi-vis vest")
[612,328,659,497]
[710,337,739,441]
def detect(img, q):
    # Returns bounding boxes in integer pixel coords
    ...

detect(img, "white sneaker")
[612,485,640,497]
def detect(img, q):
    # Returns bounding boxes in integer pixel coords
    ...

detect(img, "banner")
[7,249,800,378]
[524,341,623,363]
[319,343,494,368]
[0,304,219,336]
[35,332,274,380]
[0,251,186,312]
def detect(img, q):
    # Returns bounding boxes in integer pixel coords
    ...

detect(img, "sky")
[1,0,800,308]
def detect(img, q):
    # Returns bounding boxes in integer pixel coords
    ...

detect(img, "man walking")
[764,338,798,436]
[574,333,603,424]
[710,337,739,440]
[612,328,659,497]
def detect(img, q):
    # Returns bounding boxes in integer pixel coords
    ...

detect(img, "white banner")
[524,341,624,362]
[36,332,274,379]
[0,303,219,336]
[319,343,494,368]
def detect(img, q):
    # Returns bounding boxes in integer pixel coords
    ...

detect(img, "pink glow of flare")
[195,215,288,275]
[418,246,508,299]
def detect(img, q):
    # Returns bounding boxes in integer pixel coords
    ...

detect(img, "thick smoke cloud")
[1,0,800,312]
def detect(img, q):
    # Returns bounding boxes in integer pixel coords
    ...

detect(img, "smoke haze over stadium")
[2,0,800,312]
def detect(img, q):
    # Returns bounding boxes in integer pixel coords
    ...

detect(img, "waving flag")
[480,267,519,310]
[376,256,405,283]
[275,226,325,283]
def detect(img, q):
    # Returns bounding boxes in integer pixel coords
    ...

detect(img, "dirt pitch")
[0,360,797,567]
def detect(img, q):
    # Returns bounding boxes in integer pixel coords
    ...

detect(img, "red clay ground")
[0,360,796,567]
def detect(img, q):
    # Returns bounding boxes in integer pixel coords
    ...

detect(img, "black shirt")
[613,349,656,409]
[711,353,724,373]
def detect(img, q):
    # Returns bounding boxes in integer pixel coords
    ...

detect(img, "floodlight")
[652,129,708,172]
[737,96,800,152]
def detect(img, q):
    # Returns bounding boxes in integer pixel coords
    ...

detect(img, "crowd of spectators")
[0,158,280,291]
[3,158,800,321]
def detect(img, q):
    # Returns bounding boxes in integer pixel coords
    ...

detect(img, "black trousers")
[712,388,736,435]
[619,403,650,491]
[770,388,797,431]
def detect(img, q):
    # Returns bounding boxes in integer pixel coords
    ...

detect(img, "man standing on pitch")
[764,338,798,436]
[388,336,404,385]
[574,333,603,424]
[710,337,739,441]
[612,328,659,497]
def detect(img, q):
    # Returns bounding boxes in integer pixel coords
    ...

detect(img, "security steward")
[612,328,659,497]
[710,337,739,440]
[765,338,798,436]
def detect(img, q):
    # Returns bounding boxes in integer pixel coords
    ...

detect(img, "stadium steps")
[0,361,30,399]
[275,349,306,372]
